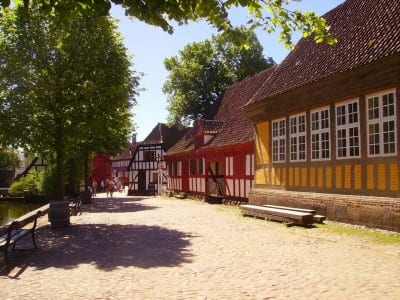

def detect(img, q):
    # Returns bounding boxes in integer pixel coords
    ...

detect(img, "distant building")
[110,135,139,186]
[91,153,112,188]
[127,123,188,195]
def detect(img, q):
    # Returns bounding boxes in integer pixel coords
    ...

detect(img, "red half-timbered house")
[165,68,274,203]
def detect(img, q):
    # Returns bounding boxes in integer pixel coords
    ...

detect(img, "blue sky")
[110,0,344,141]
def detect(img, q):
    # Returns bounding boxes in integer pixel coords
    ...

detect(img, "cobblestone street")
[1,193,400,299]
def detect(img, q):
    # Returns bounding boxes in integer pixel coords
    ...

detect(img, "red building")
[91,153,112,188]
[165,68,274,203]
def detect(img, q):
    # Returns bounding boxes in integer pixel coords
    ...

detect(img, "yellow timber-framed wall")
[247,54,400,232]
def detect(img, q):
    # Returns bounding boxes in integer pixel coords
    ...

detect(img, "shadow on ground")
[1,196,196,276]
[2,222,194,276]
[82,196,159,214]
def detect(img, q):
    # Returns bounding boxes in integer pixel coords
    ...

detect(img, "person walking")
[92,180,97,197]
[105,179,110,198]
[109,179,115,198]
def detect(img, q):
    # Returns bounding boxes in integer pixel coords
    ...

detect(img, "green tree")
[0,0,337,50]
[163,28,275,124]
[0,148,19,186]
[0,5,138,200]
[0,148,19,171]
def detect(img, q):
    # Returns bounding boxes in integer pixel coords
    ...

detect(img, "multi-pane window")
[197,158,204,175]
[226,156,234,176]
[311,107,330,160]
[290,113,307,161]
[189,158,204,175]
[143,150,155,161]
[168,161,181,176]
[272,118,286,162]
[367,90,397,156]
[189,159,196,175]
[336,100,360,158]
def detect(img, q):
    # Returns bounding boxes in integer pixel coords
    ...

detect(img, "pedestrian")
[109,179,115,198]
[105,179,110,198]
[100,180,104,192]
[92,180,97,197]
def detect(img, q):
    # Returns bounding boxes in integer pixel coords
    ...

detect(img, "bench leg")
[3,248,10,270]
[32,232,38,249]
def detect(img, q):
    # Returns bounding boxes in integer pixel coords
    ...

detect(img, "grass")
[315,221,400,245]
[162,196,400,244]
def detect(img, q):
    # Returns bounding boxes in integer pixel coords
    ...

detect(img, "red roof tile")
[249,0,400,104]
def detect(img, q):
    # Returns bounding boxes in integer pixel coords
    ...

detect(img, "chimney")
[131,134,137,145]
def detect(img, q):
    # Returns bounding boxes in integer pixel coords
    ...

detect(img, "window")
[311,107,330,160]
[189,159,196,175]
[272,118,286,162]
[290,113,306,161]
[168,161,180,176]
[367,90,397,156]
[143,150,155,161]
[189,159,204,175]
[197,158,204,175]
[336,100,360,158]
[152,172,158,183]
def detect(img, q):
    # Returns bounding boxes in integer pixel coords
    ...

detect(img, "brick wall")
[249,188,400,232]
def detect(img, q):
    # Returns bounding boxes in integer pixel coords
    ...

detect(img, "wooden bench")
[69,197,82,216]
[262,205,326,224]
[0,210,42,269]
[240,204,314,227]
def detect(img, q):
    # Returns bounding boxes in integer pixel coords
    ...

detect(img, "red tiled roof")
[166,67,275,154]
[249,0,400,104]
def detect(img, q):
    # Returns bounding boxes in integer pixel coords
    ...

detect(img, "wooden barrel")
[48,201,70,227]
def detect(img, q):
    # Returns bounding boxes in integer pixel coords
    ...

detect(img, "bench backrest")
[0,222,11,237]
[10,210,41,231]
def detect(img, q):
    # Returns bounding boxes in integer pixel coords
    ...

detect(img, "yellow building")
[244,0,400,231]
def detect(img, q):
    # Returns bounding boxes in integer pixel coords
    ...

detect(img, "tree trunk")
[83,150,89,191]
[48,124,70,228]
[54,125,65,200]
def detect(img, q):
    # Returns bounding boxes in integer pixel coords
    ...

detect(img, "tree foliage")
[0,0,337,50]
[0,4,139,199]
[0,148,19,171]
[163,28,275,124]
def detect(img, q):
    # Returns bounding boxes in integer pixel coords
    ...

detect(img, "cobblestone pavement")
[1,192,400,299]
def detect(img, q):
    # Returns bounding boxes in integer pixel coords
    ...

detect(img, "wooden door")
[138,170,146,193]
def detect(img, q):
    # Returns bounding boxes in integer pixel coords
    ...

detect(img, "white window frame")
[367,89,397,157]
[225,156,234,176]
[289,113,307,162]
[311,106,330,161]
[336,99,361,159]
[272,118,286,162]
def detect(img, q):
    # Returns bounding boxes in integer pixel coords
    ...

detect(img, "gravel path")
[1,193,399,299]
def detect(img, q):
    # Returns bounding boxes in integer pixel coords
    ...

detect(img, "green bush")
[9,171,40,196]
[37,165,57,197]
